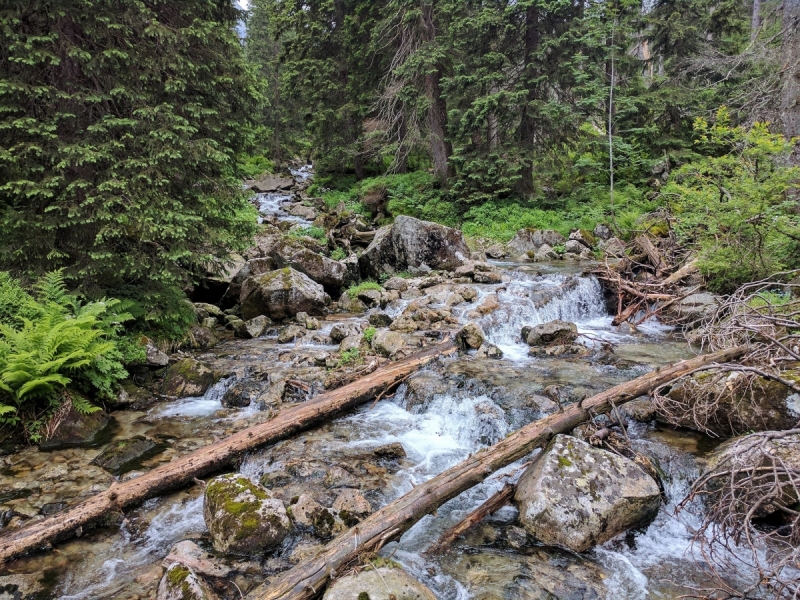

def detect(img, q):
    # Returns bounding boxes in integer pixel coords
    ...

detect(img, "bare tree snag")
[634,234,669,275]
[0,340,457,564]
[251,346,746,600]
[424,483,516,556]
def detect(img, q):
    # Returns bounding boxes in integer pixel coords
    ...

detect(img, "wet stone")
[38,405,114,451]
[91,436,165,475]
[368,312,393,328]
[157,562,218,600]
[323,566,436,600]
[373,442,407,459]
[161,358,215,398]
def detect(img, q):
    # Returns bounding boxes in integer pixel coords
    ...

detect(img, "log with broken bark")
[250,345,746,600]
[0,339,457,564]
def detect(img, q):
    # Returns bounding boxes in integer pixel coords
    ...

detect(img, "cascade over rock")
[240,267,329,320]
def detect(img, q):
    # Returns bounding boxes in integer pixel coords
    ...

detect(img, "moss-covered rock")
[323,566,436,600]
[240,267,329,321]
[203,474,291,555]
[157,562,218,600]
[515,434,661,552]
[162,358,215,398]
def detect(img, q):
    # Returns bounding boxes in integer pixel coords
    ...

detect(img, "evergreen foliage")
[0,0,260,306]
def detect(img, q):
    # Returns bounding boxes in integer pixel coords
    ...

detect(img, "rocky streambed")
[0,167,790,600]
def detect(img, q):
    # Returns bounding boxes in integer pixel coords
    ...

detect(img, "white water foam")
[151,377,235,418]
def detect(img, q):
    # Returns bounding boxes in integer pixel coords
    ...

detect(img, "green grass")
[346,281,383,298]
[338,348,361,367]
[288,226,327,242]
[330,247,346,261]
[363,327,376,343]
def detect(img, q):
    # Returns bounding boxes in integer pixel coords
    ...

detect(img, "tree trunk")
[781,0,800,165]
[0,340,457,564]
[519,4,540,197]
[421,2,451,182]
[751,0,761,42]
[251,346,746,600]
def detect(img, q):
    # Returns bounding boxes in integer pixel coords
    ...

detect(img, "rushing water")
[0,166,762,599]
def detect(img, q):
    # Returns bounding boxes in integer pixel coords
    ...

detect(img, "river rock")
[532,243,559,261]
[339,335,362,353]
[144,337,170,367]
[457,322,485,350]
[288,203,316,220]
[221,379,264,408]
[278,324,306,343]
[221,257,276,307]
[507,229,565,255]
[702,432,800,518]
[374,442,407,459]
[203,474,291,555]
[383,276,410,291]
[162,358,215,398]
[157,562,219,600]
[485,243,507,259]
[594,223,613,240]
[91,436,164,475]
[323,566,436,600]
[599,236,626,258]
[662,292,720,324]
[0,573,49,600]
[244,315,272,338]
[402,371,450,411]
[330,322,364,343]
[359,216,470,279]
[164,540,231,578]
[525,320,578,346]
[271,240,346,288]
[665,369,800,435]
[476,343,503,359]
[38,404,113,451]
[184,325,218,350]
[368,312,393,328]
[332,489,372,522]
[564,239,587,255]
[249,174,293,192]
[619,398,658,423]
[372,330,406,358]
[515,434,661,552]
[240,267,329,321]
[292,493,336,537]
[568,228,597,248]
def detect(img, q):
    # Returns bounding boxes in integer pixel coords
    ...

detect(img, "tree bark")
[751,0,761,42]
[421,2,451,182]
[0,340,457,564]
[519,4,540,197]
[780,0,800,160]
[251,346,746,600]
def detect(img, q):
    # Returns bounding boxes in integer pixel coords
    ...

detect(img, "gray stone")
[0,573,48,600]
[594,223,613,240]
[91,436,165,475]
[332,489,372,521]
[485,244,507,259]
[163,540,231,578]
[457,322,485,350]
[568,228,597,248]
[278,324,306,344]
[330,322,364,343]
[323,566,436,600]
[271,240,345,288]
[515,434,660,552]
[240,267,329,321]
[288,203,317,220]
[372,330,406,358]
[249,174,293,192]
[203,474,291,555]
[339,335,362,353]
[374,442,407,459]
[39,405,113,451]
[368,312,393,328]
[475,343,503,359]
[600,237,626,258]
[359,216,470,279]
[507,229,565,255]
[619,398,657,423]
[663,292,720,324]
[244,315,272,338]
[222,257,276,307]
[357,289,382,307]
[221,379,266,408]
[292,493,336,537]
[402,371,450,411]
[144,337,169,367]
[525,320,578,346]
[533,243,559,261]
[474,271,503,284]
[162,358,215,398]
[564,239,587,255]
[157,563,219,600]
[383,276,410,291]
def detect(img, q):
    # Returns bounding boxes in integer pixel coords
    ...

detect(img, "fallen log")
[0,339,457,564]
[634,234,669,275]
[251,345,745,600]
[424,483,516,556]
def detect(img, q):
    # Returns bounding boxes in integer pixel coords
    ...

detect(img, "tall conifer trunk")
[519,4,539,197]
[421,2,451,182]
[781,0,800,166]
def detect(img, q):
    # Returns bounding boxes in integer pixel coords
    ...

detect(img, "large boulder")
[249,174,293,193]
[372,330,407,358]
[525,320,578,346]
[702,432,800,518]
[221,257,276,307]
[270,240,346,288]
[323,566,436,600]
[456,322,485,350]
[359,216,470,279]
[507,229,565,256]
[157,563,219,600]
[162,358,215,398]
[662,292,720,324]
[203,474,291,555]
[665,369,800,435]
[515,434,660,552]
[38,404,113,451]
[240,268,328,321]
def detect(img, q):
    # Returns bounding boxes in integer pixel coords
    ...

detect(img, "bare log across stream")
[0,339,457,564]
[251,345,745,600]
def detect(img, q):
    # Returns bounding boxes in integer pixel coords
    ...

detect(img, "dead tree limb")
[0,340,457,564]
[251,346,746,600]
[424,483,516,556]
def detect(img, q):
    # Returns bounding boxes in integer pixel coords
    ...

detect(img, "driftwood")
[634,234,669,276]
[251,346,745,600]
[424,483,516,556]
[0,339,457,564]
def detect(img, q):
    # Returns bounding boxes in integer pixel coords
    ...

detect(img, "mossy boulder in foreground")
[323,565,437,600]
[203,474,291,555]
[240,267,329,321]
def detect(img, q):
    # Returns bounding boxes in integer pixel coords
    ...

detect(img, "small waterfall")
[151,376,235,418]
[478,271,607,355]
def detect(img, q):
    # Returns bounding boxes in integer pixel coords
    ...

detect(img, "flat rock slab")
[91,436,165,475]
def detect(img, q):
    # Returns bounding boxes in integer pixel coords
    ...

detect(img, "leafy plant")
[330,247,347,261]
[346,282,383,298]
[363,327,377,343]
[338,348,361,367]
